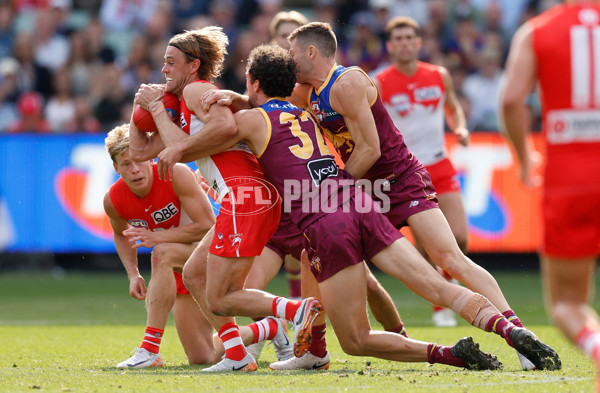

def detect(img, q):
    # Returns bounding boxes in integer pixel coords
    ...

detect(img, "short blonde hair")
[105,124,130,163]
[385,16,421,40]
[168,26,229,82]
[269,11,309,40]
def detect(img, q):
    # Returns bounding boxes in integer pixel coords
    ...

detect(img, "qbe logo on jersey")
[151,203,179,224]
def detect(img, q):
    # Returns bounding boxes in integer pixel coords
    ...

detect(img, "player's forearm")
[154,222,209,244]
[446,105,467,134]
[344,147,380,180]
[228,91,253,112]
[128,118,162,161]
[501,102,530,166]
[150,102,190,147]
[177,118,239,162]
[114,235,140,279]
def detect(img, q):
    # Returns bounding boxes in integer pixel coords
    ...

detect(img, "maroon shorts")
[265,216,304,261]
[376,167,439,228]
[303,194,402,282]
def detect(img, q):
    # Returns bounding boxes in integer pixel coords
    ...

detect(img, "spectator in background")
[12,32,53,98]
[9,91,50,133]
[0,57,19,132]
[64,96,101,133]
[462,45,504,131]
[269,10,308,49]
[33,8,70,72]
[208,0,241,52]
[340,10,387,74]
[0,0,15,59]
[99,0,158,31]
[45,66,76,133]
[91,63,130,129]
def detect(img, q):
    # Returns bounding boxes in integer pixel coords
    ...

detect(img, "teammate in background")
[157,43,569,372]
[500,0,600,386]
[129,27,319,372]
[104,124,291,368]
[374,16,470,328]
[202,22,559,371]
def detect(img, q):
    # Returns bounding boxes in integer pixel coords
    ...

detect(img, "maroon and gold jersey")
[256,98,355,229]
[306,64,422,182]
[109,164,182,231]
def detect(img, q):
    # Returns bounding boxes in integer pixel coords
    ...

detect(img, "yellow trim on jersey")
[316,63,339,95]
[255,107,272,159]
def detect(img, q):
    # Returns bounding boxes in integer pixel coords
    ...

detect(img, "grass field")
[0,270,597,392]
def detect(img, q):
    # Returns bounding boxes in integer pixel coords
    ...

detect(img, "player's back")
[530,3,600,188]
[256,98,355,229]
[109,164,182,231]
[307,65,422,183]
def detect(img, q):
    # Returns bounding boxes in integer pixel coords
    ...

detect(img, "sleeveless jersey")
[530,3,600,189]
[307,64,422,182]
[256,98,355,230]
[376,62,447,166]
[180,80,267,202]
[109,164,181,230]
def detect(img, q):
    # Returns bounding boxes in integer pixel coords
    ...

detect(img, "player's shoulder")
[334,67,372,91]
[182,80,218,101]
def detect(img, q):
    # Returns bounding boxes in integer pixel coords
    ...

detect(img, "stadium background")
[0,0,556,271]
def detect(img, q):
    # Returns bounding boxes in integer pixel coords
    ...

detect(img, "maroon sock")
[427,343,466,368]
[309,323,327,358]
[502,309,524,327]
[486,316,516,347]
[387,322,408,338]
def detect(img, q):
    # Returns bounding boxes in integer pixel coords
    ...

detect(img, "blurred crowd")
[0,0,558,134]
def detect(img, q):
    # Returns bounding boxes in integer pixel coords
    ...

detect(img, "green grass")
[0,271,597,392]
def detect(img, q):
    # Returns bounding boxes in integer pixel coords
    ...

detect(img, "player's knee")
[182,262,205,291]
[186,349,215,365]
[338,335,365,356]
[150,244,172,269]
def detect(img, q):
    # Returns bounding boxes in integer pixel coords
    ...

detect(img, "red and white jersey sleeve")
[109,164,182,231]
[376,62,446,166]
[179,81,265,203]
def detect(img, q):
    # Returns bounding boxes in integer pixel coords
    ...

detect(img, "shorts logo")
[409,200,419,208]
[151,202,179,224]
[229,233,243,250]
[310,256,321,273]
[128,219,148,228]
[217,233,223,240]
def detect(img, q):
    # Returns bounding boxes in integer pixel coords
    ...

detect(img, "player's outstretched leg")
[509,327,562,370]
[447,337,502,370]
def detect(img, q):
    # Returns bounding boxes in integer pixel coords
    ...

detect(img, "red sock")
[427,343,466,368]
[502,309,524,327]
[387,322,408,338]
[432,305,445,312]
[285,268,302,299]
[309,323,327,357]
[248,317,279,344]
[272,297,302,321]
[486,316,516,347]
[576,326,600,365]
[218,322,247,361]
[140,326,164,354]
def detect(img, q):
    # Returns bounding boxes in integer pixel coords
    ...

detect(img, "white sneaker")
[291,297,322,357]
[116,347,164,368]
[246,341,266,362]
[269,317,293,361]
[270,351,330,370]
[201,353,257,372]
[517,350,536,370]
[432,308,458,327]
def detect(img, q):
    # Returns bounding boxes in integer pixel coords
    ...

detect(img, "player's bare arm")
[128,108,166,162]
[440,66,469,146]
[500,22,539,188]
[103,192,147,300]
[288,83,312,108]
[329,70,381,179]
[200,89,252,113]
[233,108,269,156]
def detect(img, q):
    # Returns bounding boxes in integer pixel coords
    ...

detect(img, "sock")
[486,316,516,347]
[309,323,327,357]
[285,268,302,299]
[248,317,279,344]
[140,326,164,354]
[272,297,302,321]
[432,305,445,312]
[387,322,408,338]
[218,322,247,361]
[576,326,600,364]
[503,309,524,327]
[427,343,466,368]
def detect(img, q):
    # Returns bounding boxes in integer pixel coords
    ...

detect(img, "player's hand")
[129,275,147,300]
[123,227,159,249]
[520,150,543,188]
[200,89,233,112]
[455,127,470,146]
[156,145,182,181]
[135,84,165,111]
